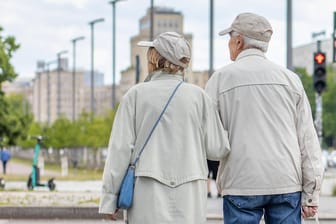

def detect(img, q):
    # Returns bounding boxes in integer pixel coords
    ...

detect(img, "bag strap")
[131,81,183,166]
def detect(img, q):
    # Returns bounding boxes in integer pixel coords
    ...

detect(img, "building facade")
[119,6,207,96]
[30,59,114,124]
[8,6,212,124]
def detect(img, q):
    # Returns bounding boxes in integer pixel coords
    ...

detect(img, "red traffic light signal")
[313,51,327,93]
[314,52,326,65]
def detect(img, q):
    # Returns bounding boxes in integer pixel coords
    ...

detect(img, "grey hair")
[231,31,270,53]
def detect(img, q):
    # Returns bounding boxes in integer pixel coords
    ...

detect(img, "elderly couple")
[99,12,323,224]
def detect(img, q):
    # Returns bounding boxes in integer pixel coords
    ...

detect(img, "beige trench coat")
[99,72,230,223]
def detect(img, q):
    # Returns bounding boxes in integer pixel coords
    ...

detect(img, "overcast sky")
[0,0,335,84]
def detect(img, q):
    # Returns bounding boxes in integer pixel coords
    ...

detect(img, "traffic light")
[313,51,326,94]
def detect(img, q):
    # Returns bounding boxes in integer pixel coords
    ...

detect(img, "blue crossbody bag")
[117,81,183,209]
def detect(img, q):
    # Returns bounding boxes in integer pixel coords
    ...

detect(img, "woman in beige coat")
[99,32,230,224]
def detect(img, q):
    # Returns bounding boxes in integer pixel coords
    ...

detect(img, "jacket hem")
[136,171,207,188]
[219,185,302,196]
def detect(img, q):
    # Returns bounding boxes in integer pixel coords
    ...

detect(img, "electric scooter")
[27,136,56,191]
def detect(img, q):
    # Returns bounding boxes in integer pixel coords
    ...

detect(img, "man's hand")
[301,206,318,218]
[105,209,120,220]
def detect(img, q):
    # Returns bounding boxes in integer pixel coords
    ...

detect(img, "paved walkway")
[1,160,336,222]
[4,160,60,177]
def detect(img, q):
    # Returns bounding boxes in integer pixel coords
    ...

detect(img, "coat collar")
[236,48,266,61]
[145,71,184,82]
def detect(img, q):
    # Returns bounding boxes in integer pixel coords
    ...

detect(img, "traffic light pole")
[313,39,326,146]
[333,12,336,63]
[315,93,323,145]
[316,40,321,52]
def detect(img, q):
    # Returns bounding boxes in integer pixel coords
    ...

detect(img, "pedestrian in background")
[99,31,230,223]
[1,147,11,174]
[206,12,324,223]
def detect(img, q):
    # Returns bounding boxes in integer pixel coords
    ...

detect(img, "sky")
[0,0,335,84]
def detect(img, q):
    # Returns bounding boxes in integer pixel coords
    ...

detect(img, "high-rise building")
[10,6,211,123]
[30,58,114,123]
[119,6,208,96]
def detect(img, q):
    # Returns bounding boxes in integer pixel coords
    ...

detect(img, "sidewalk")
[4,159,60,177]
[0,191,336,220]
[1,160,336,221]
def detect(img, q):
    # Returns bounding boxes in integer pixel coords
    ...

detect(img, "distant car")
[327,150,336,168]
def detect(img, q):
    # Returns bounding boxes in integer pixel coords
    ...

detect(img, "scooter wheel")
[27,175,33,190]
[48,178,56,191]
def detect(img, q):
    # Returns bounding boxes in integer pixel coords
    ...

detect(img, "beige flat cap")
[219,12,273,42]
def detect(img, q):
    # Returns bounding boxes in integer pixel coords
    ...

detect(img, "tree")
[46,116,75,149]
[0,94,32,146]
[18,122,45,148]
[19,109,116,150]
[296,66,336,148]
[321,65,336,147]
[296,67,315,113]
[0,26,20,145]
[74,111,115,148]
[0,26,20,89]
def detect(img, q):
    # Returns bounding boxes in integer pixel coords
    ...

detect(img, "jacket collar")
[146,71,184,82]
[236,48,266,61]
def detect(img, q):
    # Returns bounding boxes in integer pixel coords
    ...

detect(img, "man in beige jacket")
[206,12,324,223]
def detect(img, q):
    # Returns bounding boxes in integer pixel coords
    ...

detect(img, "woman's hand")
[105,209,120,220]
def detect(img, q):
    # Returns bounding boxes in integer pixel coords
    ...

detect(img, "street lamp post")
[109,0,125,109]
[89,18,105,116]
[37,71,41,123]
[56,50,68,119]
[150,0,154,40]
[209,0,214,77]
[286,0,293,71]
[71,36,85,121]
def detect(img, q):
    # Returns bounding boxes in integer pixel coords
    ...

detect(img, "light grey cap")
[137,31,191,68]
[219,12,273,42]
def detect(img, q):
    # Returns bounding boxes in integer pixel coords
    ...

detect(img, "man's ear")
[236,36,244,50]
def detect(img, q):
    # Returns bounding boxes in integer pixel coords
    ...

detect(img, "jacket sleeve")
[203,93,231,161]
[297,89,324,206]
[99,92,136,214]
[205,72,219,109]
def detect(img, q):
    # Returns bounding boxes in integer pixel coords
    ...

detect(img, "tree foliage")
[0,26,21,146]
[19,110,116,150]
[17,121,44,148]
[296,65,336,148]
[321,66,336,146]
[0,93,32,146]
[0,26,20,87]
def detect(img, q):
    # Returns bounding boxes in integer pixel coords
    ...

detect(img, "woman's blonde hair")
[147,47,190,74]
